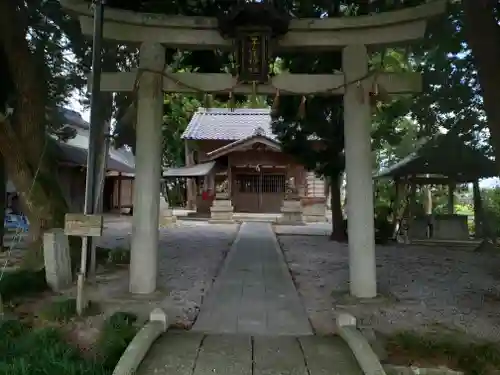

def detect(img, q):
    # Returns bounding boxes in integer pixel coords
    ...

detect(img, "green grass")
[0,269,48,302]
[96,312,139,369]
[90,246,130,268]
[105,247,130,266]
[386,331,500,375]
[0,311,139,375]
[0,319,107,375]
[39,297,100,322]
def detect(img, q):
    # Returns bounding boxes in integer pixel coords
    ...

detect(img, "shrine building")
[176,107,327,219]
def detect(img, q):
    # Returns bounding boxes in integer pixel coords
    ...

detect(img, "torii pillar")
[343,44,377,298]
[129,42,165,294]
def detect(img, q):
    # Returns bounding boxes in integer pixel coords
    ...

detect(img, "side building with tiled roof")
[180,108,327,218]
[6,108,135,215]
[54,108,135,214]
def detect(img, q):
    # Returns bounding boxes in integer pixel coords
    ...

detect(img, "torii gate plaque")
[216,0,290,84]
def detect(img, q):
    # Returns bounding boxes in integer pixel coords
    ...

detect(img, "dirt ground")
[277,232,500,341]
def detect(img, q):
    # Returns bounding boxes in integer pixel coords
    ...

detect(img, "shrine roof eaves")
[206,134,281,160]
[182,108,276,141]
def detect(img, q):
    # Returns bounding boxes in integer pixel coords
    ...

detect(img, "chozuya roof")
[375,131,497,182]
[181,108,276,141]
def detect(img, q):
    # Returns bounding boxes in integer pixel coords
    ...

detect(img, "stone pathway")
[192,222,312,336]
[135,222,364,375]
[138,332,362,375]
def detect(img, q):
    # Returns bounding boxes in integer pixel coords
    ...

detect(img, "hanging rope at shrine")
[250,81,259,108]
[128,66,381,101]
[228,91,236,111]
[203,93,213,109]
[120,66,385,128]
[271,89,280,115]
[369,48,391,109]
[120,0,401,119]
[297,95,307,119]
[355,80,365,104]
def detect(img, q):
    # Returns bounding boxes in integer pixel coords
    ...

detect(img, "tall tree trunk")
[329,171,347,242]
[0,118,56,265]
[0,0,76,266]
[0,155,5,249]
[463,2,500,165]
[472,180,484,238]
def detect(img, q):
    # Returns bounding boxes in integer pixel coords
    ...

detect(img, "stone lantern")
[210,178,235,224]
[279,175,304,225]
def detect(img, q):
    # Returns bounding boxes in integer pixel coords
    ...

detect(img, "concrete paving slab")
[137,332,203,375]
[299,336,363,375]
[253,336,308,375]
[137,332,363,375]
[193,334,252,375]
[273,223,331,236]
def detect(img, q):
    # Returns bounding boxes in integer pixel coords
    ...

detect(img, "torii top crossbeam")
[63,0,446,96]
[62,0,446,50]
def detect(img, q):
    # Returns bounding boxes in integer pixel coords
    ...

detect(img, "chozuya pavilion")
[61,0,446,298]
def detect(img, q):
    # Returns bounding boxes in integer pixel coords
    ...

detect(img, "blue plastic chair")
[4,213,29,232]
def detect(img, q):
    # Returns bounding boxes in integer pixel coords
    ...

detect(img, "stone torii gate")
[61,0,445,298]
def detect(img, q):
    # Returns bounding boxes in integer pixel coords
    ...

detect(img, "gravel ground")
[88,219,240,327]
[277,232,500,341]
[157,221,240,326]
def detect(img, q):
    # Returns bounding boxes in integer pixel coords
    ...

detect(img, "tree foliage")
[3,0,500,252]
[0,0,90,260]
[268,2,427,239]
[1,0,87,120]
[377,2,490,155]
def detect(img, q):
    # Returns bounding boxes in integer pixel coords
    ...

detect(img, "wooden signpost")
[64,213,104,238]
[64,213,104,315]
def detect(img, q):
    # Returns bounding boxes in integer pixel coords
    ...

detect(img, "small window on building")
[262,174,286,193]
[235,174,285,193]
[236,175,258,193]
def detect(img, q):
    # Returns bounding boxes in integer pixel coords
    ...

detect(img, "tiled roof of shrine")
[182,108,277,141]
